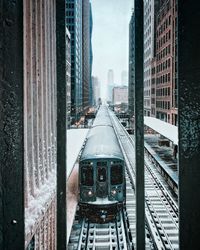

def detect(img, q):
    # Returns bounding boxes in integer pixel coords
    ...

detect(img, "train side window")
[98,167,106,182]
[111,165,123,185]
[81,166,93,186]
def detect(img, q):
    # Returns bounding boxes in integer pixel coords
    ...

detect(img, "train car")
[79,106,126,222]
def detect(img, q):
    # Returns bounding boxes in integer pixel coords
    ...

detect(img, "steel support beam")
[134,0,145,249]
[56,0,67,249]
[178,1,200,249]
[0,1,24,249]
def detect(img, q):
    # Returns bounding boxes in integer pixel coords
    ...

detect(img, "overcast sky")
[91,0,133,98]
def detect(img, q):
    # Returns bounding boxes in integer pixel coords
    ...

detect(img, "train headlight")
[88,190,93,197]
[111,189,117,196]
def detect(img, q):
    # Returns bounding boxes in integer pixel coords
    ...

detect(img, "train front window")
[81,166,93,186]
[98,167,106,182]
[111,165,123,185]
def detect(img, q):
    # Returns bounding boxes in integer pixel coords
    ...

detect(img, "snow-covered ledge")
[25,169,56,246]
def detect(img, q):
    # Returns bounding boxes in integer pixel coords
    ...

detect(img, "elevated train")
[79,106,126,222]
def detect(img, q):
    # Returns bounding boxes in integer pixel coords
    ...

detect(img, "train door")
[96,162,107,198]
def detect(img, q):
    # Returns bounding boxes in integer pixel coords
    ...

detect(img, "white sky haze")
[91,0,134,99]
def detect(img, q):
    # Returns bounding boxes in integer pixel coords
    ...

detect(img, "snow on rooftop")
[67,128,89,178]
[144,116,178,145]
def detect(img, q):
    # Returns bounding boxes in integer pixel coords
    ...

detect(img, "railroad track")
[110,111,179,250]
[68,210,132,250]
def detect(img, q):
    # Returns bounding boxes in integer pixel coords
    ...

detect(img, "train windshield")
[81,166,94,186]
[111,165,123,185]
[98,167,106,182]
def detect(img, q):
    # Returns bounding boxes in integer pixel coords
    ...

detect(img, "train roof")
[92,106,113,127]
[80,125,124,161]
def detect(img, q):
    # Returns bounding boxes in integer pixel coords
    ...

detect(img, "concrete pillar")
[178,1,200,249]
[0,1,24,249]
[134,0,145,249]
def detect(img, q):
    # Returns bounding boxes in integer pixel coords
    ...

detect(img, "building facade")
[89,3,93,106]
[92,76,100,106]
[66,28,71,127]
[155,0,177,123]
[171,0,178,125]
[112,86,128,105]
[66,0,83,122]
[107,69,114,101]
[128,12,135,117]
[144,0,157,116]
[82,0,90,113]
[24,1,57,248]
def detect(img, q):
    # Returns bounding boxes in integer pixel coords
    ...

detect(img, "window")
[81,166,93,186]
[111,165,123,185]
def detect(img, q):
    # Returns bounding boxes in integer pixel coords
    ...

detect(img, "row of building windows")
[156,58,171,73]
[157,15,171,37]
[144,26,152,40]
[156,100,171,110]
[144,89,151,97]
[144,1,151,19]
[156,73,171,84]
[144,68,151,78]
[66,9,74,16]
[144,14,151,31]
[157,30,171,49]
[157,0,171,24]
[144,79,151,88]
[144,58,152,68]
[144,99,151,107]
[157,44,171,61]
[156,87,171,97]
[144,37,152,51]
[144,47,152,59]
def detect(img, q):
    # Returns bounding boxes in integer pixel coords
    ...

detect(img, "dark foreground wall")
[0,1,24,249]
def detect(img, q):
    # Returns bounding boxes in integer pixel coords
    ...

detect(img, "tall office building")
[92,76,100,106]
[89,3,93,106]
[82,0,90,113]
[107,69,114,85]
[155,0,177,124]
[107,69,114,102]
[66,28,71,127]
[143,0,157,116]
[112,86,128,105]
[128,12,135,117]
[66,0,83,122]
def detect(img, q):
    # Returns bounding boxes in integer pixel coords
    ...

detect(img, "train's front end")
[79,124,125,223]
[79,158,125,222]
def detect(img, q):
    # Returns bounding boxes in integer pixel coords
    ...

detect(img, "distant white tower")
[107,69,114,85]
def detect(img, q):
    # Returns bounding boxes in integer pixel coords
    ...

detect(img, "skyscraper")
[155,0,177,124]
[107,69,114,102]
[128,11,135,117]
[66,0,83,122]
[82,0,91,113]
[107,69,114,85]
[92,76,100,106]
[143,0,157,117]
[66,28,71,127]
[89,3,93,107]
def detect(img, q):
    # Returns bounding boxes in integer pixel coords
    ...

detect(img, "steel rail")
[110,111,179,250]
